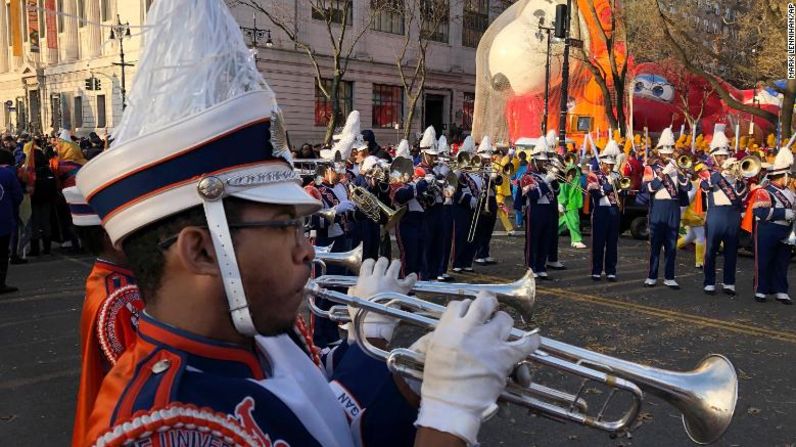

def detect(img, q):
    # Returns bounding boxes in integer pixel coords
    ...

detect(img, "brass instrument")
[676,154,694,172]
[618,176,633,190]
[390,157,415,184]
[304,281,738,445]
[348,184,406,231]
[725,155,762,179]
[313,243,363,275]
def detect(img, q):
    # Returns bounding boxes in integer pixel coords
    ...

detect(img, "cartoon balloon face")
[633,74,676,104]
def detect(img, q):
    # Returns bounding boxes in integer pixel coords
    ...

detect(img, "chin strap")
[198,176,257,336]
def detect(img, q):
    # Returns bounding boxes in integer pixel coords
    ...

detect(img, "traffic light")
[554,4,568,39]
[85,78,94,90]
[94,78,101,90]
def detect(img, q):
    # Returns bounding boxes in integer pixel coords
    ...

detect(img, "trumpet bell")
[677,155,693,170]
[619,177,633,190]
[676,354,738,445]
[739,155,762,178]
[314,243,363,274]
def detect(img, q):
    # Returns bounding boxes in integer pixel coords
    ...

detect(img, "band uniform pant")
[754,221,791,295]
[452,204,476,269]
[423,204,450,279]
[704,207,740,287]
[647,200,680,280]
[475,197,498,260]
[591,206,620,276]
[397,211,425,278]
[525,203,555,274]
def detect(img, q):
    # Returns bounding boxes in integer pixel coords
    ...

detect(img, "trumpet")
[618,176,633,190]
[303,281,738,445]
[313,243,363,275]
[676,155,694,173]
[309,268,536,322]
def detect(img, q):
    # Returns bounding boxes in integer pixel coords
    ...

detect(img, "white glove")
[662,163,677,176]
[558,203,565,214]
[544,172,557,183]
[469,196,478,210]
[414,293,540,446]
[786,209,795,221]
[333,200,356,214]
[346,258,417,344]
[443,185,456,199]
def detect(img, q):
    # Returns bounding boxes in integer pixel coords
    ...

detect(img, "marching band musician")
[451,136,479,273]
[586,139,622,281]
[76,2,540,446]
[473,137,500,266]
[544,131,567,271]
[520,139,560,279]
[392,126,435,278]
[64,187,143,447]
[438,137,456,281]
[643,127,692,289]
[418,132,452,280]
[744,147,795,304]
[312,133,357,347]
[355,155,390,260]
[700,130,746,296]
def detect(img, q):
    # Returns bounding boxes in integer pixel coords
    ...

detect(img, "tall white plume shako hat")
[75,0,321,337]
[477,136,494,158]
[419,126,438,154]
[769,147,794,177]
[394,139,412,159]
[63,186,101,227]
[321,110,360,161]
[437,135,450,156]
[545,130,558,153]
[709,130,731,156]
[600,139,621,165]
[656,127,676,154]
[514,137,536,149]
[530,137,549,160]
[459,135,476,154]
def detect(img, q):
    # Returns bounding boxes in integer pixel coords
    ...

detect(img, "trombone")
[303,281,738,445]
[724,155,762,179]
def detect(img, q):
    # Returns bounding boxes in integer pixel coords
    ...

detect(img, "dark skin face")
[150,203,315,344]
[600,162,615,175]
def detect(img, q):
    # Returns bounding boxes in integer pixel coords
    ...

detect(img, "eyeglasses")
[157,218,307,251]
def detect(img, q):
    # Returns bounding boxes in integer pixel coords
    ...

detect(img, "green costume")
[557,169,583,243]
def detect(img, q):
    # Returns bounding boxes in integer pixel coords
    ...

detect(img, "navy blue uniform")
[418,162,454,279]
[750,183,795,297]
[643,162,692,281]
[353,175,387,261]
[587,171,621,277]
[522,170,559,275]
[452,171,479,270]
[700,170,747,287]
[392,180,428,278]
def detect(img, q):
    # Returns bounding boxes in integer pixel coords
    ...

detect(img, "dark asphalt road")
[1,234,795,446]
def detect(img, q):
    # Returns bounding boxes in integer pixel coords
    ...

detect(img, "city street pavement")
[1,234,795,446]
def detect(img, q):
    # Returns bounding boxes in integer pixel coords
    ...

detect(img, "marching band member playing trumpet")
[544,132,567,271]
[744,147,795,304]
[452,136,479,273]
[419,133,454,281]
[355,155,390,260]
[520,139,560,280]
[392,126,435,278]
[586,139,622,281]
[699,130,747,296]
[643,127,692,289]
[473,137,500,266]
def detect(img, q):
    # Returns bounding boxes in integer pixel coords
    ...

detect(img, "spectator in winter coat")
[0,149,23,292]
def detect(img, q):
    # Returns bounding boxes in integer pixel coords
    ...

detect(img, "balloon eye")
[634,82,644,92]
[652,85,665,97]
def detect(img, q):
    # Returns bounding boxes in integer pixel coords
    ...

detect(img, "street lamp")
[110,15,134,111]
[536,17,555,135]
[240,14,273,62]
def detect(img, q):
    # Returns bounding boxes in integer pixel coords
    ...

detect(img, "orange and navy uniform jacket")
[72,260,142,447]
[82,314,418,447]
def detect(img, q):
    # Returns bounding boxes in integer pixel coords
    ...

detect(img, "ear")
[173,227,220,277]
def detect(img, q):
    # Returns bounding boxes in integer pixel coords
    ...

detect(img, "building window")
[61,94,72,130]
[38,0,45,38]
[315,79,353,127]
[77,0,85,27]
[74,96,83,128]
[462,92,474,130]
[96,94,106,128]
[312,0,353,25]
[421,0,449,43]
[101,0,112,21]
[372,0,404,35]
[462,0,488,48]
[372,84,403,128]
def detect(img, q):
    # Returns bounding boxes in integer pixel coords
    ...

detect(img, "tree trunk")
[781,79,796,140]
[403,93,420,140]
[324,76,342,145]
